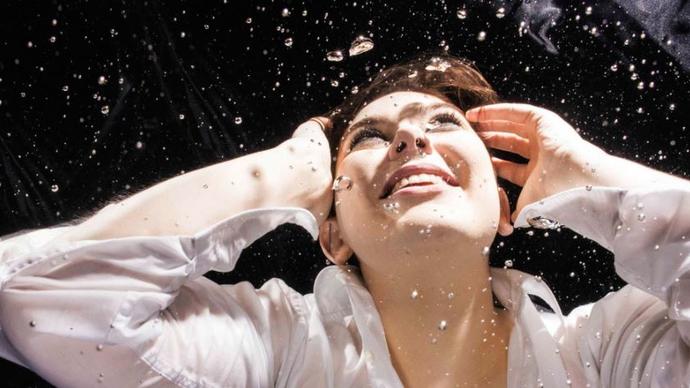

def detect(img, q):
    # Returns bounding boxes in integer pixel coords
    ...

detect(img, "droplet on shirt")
[349,35,374,56]
[326,50,344,62]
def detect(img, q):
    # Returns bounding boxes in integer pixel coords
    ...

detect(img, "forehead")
[349,91,450,127]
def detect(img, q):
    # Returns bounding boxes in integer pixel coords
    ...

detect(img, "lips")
[380,163,459,199]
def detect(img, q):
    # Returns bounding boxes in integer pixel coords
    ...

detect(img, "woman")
[0,53,688,387]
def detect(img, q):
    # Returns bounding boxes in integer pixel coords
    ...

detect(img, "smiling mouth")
[381,174,455,199]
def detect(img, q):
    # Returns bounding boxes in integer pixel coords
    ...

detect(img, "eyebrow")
[345,101,463,138]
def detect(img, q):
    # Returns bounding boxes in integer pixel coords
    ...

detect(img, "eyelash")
[349,111,464,148]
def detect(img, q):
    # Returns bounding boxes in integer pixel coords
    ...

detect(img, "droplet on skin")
[348,35,374,56]
[410,289,419,299]
[438,320,448,330]
[332,175,353,192]
[482,246,490,256]
[447,292,455,300]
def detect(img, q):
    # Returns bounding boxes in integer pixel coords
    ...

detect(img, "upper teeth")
[390,173,446,194]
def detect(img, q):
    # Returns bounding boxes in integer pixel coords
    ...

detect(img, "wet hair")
[321,52,501,279]
[324,51,499,220]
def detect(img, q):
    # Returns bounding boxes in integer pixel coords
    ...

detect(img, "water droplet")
[135,141,143,149]
[350,86,359,94]
[332,175,353,192]
[330,79,339,87]
[383,201,400,213]
[49,36,56,43]
[637,213,646,221]
[410,289,419,299]
[482,246,490,256]
[348,35,374,56]
[653,244,660,250]
[585,6,592,15]
[477,31,487,41]
[61,85,69,92]
[669,103,676,111]
[610,64,618,72]
[504,259,513,268]
[202,184,208,189]
[118,77,124,85]
[326,50,344,62]
[425,57,451,72]
[245,17,252,24]
[178,113,185,120]
[496,7,506,18]
[438,320,448,330]
[569,272,575,277]
[180,31,186,38]
[281,8,291,17]
[234,116,242,124]
[101,105,110,115]
[447,292,455,300]
[637,81,644,90]
[96,344,104,351]
[51,184,59,192]
[636,107,644,114]
[29,320,36,327]
[585,185,592,191]
[98,76,107,85]
[284,37,293,47]
[527,216,560,229]
[457,8,468,19]
[27,41,33,48]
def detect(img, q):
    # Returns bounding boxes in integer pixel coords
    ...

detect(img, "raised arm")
[58,117,333,242]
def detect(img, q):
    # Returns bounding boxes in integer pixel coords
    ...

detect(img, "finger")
[491,156,528,186]
[466,103,540,125]
[497,187,514,236]
[478,131,531,158]
[473,120,529,138]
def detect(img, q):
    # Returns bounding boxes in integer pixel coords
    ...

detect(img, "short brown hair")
[326,52,499,164]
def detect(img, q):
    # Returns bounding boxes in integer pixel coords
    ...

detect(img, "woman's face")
[329,91,503,267]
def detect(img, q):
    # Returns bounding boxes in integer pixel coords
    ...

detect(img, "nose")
[387,121,431,161]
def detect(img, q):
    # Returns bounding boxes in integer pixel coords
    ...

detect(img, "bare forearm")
[58,138,331,241]
[581,144,690,191]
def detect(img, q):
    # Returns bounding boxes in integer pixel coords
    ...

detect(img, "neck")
[360,241,512,387]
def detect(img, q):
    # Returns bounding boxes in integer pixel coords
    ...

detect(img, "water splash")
[514,0,562,55]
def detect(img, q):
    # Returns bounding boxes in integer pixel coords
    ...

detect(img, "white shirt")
[0,186,688,387]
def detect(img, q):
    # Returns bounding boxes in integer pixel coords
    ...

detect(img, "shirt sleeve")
[0,207,319,387]
[514,186,690,386]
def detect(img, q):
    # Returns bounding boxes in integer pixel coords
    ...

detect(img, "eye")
[426,112,464,131]
[350,127,389,149]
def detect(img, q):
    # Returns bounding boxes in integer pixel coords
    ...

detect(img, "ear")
[497,187,514,236]
[318,218,354,265]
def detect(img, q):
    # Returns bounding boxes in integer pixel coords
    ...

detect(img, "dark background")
[1,0,688,386]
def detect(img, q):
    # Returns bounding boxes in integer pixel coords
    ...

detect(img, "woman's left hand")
[466,103,608,221]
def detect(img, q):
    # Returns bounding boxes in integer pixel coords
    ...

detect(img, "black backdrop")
[1,0,689,386]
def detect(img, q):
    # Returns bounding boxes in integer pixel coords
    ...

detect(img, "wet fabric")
[0,186,689,387]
